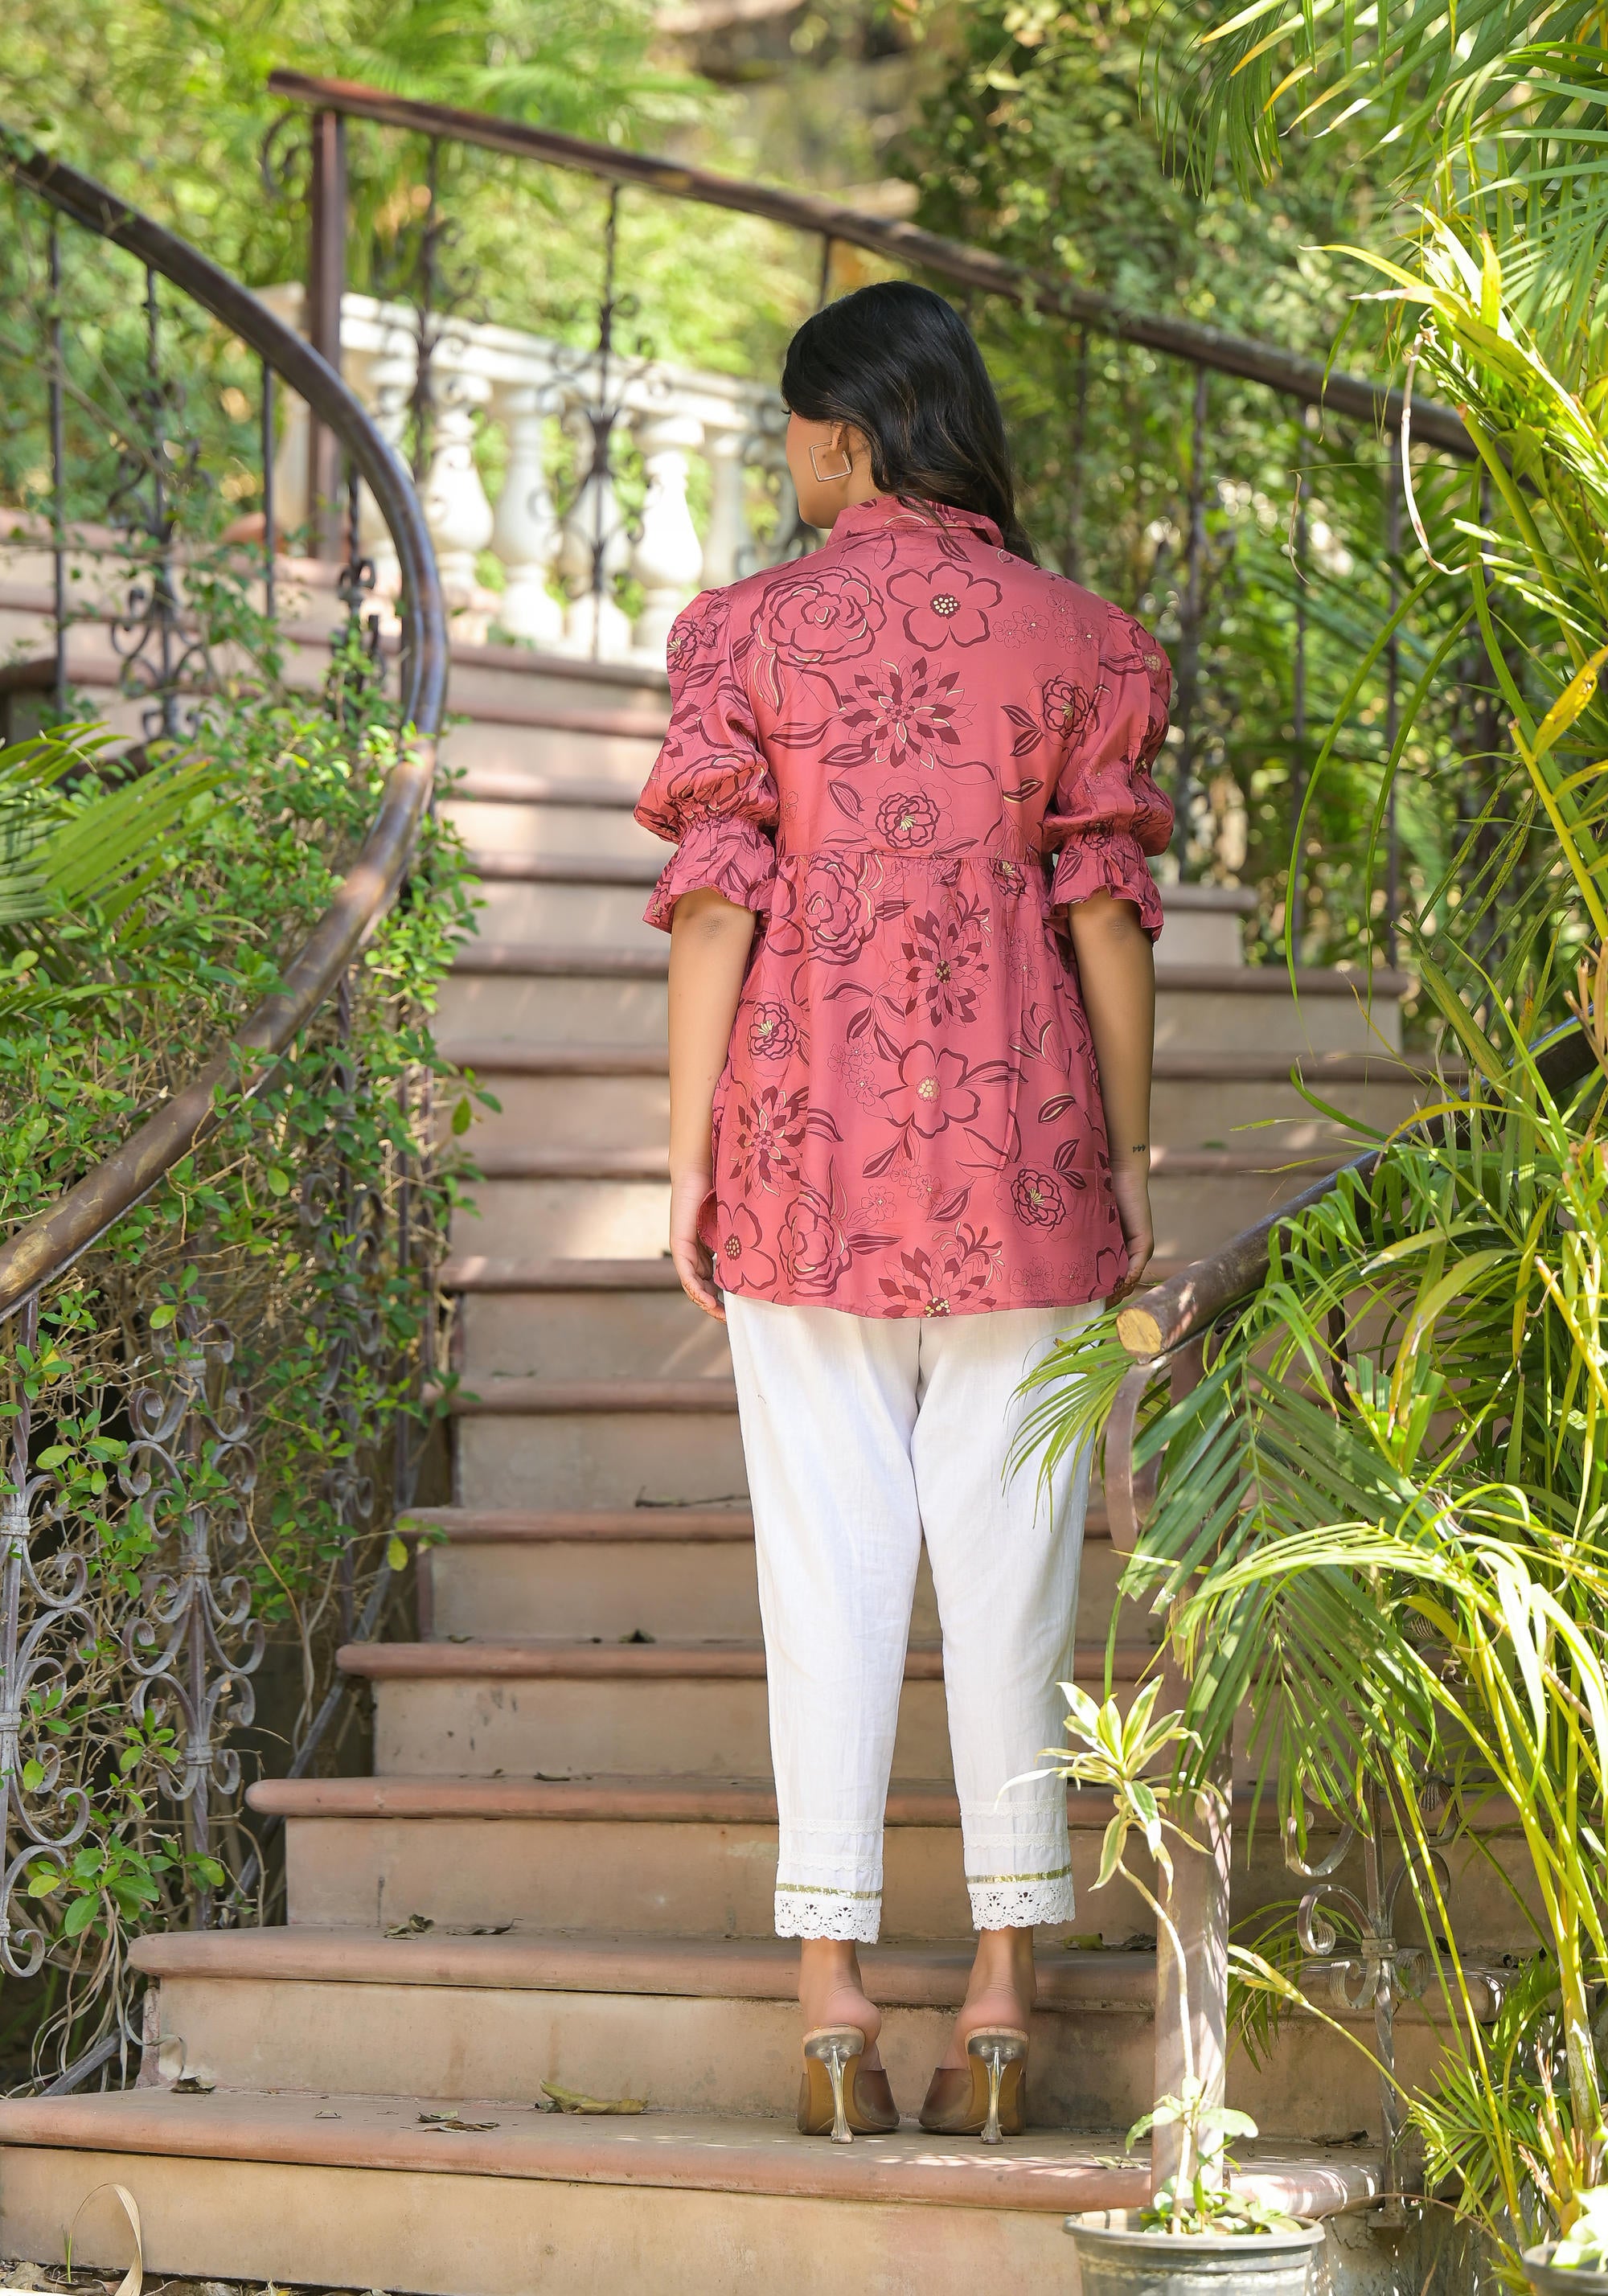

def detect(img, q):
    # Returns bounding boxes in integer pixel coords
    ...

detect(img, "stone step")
[129,1927,1408,2142]
[440,1041,1439,1162]
[438,945,1406,1054]
[446,1158,1351,1266]
[248,1767,1528,1953]
[0,2085,1380,2296]
[343,1638,1157,1783]
[461,874,1253,966]
[441,640,670,722]
[443,708,665,790]
[456,1276,733,1379]
[453,1395,749,1509]
[440,793,668,867]
[252,1772,1142,1938]
[402,1507,1130,1645]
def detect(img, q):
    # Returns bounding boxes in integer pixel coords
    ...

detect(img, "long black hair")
[781,280,1036,562]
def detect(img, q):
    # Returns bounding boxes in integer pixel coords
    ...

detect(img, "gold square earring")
[809,442,854,483]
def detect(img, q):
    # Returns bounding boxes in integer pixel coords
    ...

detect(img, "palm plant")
[1016,0,1608,2278]
[0,724,223,1013]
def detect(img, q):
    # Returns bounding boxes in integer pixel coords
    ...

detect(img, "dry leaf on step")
[385,1913,434,1938]
[418,2111,499,2133]
[539,2082,646,2116]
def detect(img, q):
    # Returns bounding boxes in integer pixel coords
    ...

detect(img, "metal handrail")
[263,66,1475,461]
[1114,1021,1601,1371]
[0,132,449,1318]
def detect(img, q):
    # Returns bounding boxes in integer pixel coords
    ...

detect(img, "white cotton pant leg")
[723,1296,1097,1943]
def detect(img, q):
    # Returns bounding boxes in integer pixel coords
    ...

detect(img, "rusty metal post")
[1173,365,1208,875]
[306,109,347,560]
[1288,422,1311,954]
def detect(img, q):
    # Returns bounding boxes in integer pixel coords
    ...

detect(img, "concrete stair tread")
[400,1502,1111,1542]
[0,2085,1381,2219]
[466,852,663,885]
[436,1252,1191,1291]
[456,771,645,807]
[248,1772,970,1822]
[129,1926,1161,2010]
[404,1507,758,1541]
[449,941,1410,997]
[447,1376,739,1412]
[336,1638,1157,1681]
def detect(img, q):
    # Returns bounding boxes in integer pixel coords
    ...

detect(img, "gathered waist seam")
[774,843,1047,868]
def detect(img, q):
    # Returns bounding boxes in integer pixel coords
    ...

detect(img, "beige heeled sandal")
[917,2027,1029,2144]
[798,2026,901,2143]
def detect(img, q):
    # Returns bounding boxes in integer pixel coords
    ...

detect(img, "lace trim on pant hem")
[966,1871,1075,1931]
[775,1890,882,1942]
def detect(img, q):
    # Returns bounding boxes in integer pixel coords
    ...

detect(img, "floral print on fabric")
[634,494,1174,1318]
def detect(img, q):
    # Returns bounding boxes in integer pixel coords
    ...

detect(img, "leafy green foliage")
[0,649,477,2081]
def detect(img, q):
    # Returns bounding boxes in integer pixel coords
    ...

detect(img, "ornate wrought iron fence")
[260,68,1481,964]
[0,131,448,2092]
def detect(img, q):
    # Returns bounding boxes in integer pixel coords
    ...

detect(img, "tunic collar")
[829,494,1003,549]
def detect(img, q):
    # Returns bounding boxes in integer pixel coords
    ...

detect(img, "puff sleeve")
[1043,606,1174,944]
[634,589,778,933]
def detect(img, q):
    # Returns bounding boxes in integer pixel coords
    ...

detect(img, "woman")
[635,280,1172,2144]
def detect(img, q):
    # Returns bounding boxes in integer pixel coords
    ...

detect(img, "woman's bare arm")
[667,887,758,1320]
[1065,888,1156,1304]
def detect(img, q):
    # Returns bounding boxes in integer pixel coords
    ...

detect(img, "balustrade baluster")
[490,373,565,647]
[354,343,415,602]
[631,409,705,657]
[560,387,634,658]
[419,360,494,628]
[699,419,752,589]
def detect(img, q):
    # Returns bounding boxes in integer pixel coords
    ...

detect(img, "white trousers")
[724,1296,1097,1943]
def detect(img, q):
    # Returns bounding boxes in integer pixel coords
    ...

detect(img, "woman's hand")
[667,888,757,1325]
[1064,888,1159,1312]
[671,1162,724,1322]
[1107,1155,1155,1306]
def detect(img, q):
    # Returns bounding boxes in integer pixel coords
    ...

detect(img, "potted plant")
[1526,2190,1608,2292]
[1039,1686,1327,2294]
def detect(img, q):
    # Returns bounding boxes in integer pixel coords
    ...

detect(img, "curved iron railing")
[0,134,449,1309]
[0,133,449,2089]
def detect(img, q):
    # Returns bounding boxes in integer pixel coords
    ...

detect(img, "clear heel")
[967,2027,1030,2146]
[802,2026,863,2144]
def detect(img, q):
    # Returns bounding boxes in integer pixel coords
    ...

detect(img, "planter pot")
[1524,2248,1608,2293]
[1064,2208,1325,2296]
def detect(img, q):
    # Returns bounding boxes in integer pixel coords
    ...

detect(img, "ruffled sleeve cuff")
[1049,831,1165,943]
[643,814,778,933]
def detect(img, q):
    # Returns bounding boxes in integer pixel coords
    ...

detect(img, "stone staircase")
[0,613,1452,2290]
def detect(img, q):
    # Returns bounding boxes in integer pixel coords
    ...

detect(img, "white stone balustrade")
[256,285,797,660]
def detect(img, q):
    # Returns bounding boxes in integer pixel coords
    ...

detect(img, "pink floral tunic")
[635,494,1174,1318]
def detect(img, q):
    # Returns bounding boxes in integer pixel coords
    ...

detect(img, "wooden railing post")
[306,107,347,560]
[1152,1724,1233,2191]
[1147,1337,1231,2194]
